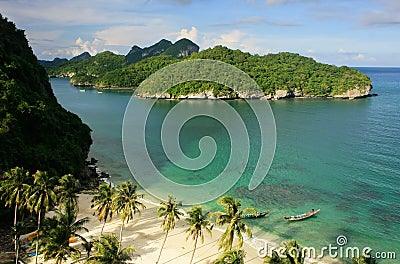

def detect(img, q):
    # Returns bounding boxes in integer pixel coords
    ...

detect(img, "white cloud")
[219,30,243,45]
[355,54,365,60]
[236,16,265,24]
[337,48,375,62]
[40,37,105,58]
[2,0,151,27]
[94,18,177,48]
[74,37,100,55]
[177,27,198,42]
[266,0,319,6]
[338,48,351,54]
[201,30,272,55]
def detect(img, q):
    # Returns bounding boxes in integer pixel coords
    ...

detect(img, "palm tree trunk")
[189,235,198,264]
[35,210,41,264]
[156,231,169,264]
[15,243,19,264]
[100,220,106,236]
[118,219,125,252]
[14,203,18,264]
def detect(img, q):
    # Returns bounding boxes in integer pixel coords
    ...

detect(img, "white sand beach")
[26,193,264,264]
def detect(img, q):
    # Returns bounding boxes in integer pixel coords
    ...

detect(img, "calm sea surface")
[51,67,400,262]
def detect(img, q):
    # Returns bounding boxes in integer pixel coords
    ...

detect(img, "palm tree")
[26,170,58,264]
[86,233,135,264]
[38,201,89,264]
[352,255,379,264]
[112,181,145,249]
[213,248,246,264]
[56,174,80,208]
[0,167,30,264]
[39,221,79,264]
[156,195,183,264]
[82,239,94,259]
[282,240,303,264]
[56,201,89,242]
[263,240,303,264]
[213,196,255,251]
[263,251,286,264]
[91,183,114,236]
[185,206,212,264]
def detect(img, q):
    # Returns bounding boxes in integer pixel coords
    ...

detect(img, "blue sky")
[2,0,400,66]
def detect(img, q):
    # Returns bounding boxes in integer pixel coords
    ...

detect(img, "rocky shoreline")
[54,77,375,100]
[136,85,375,100]
[81,157,112,189]
[55,80,376,100]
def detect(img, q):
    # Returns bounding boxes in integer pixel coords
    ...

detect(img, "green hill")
[0,15,92,176]
[188,46,372,98]
[97,55,179,88]
[46,51,126,86]
[44,41,372,99]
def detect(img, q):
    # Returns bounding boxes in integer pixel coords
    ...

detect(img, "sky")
[1,0,400,66]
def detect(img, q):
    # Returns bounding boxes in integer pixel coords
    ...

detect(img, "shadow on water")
[234,183,322,208]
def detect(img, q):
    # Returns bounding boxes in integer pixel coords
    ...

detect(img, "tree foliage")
[156,195,183,263]
[87,233,135,264]
[112,181,145,249]
[0,15,92,176]
[212,196,255,251]
[213,248,246,264]
[91,183,115,236]
[185,206,213,264]
[39,202,89,264]
[263,240,304,264]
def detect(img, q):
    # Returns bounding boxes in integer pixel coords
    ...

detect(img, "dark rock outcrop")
[163,38,199,58]
[126,39,173,64]
[125,38,199,64]
[70,51,91,62]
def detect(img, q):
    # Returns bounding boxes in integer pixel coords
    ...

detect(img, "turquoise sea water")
[51,67,399,263]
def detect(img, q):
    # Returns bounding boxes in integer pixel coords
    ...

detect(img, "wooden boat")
[242,210,270,219]
[284,209,320,221]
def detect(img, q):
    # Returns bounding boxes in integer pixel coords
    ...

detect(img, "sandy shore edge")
[24,193,340,264]
[25,193,264,263]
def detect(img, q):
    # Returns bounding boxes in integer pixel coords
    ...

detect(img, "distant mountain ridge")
[125,38,199,64]
[163,38,200,58]
[70,51,91,62]
[38,57,68,67]
[39,51,92,67]
[41,38,199,66]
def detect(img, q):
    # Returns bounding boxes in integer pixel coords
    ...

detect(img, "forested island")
[44,40,372,100]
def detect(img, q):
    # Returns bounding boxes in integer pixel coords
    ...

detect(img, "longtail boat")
[284,209,320,221]
[242,210,270,219]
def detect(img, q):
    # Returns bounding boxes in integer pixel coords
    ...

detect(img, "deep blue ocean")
[51,67,400,263]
